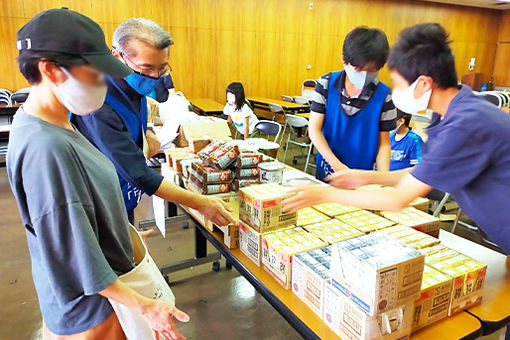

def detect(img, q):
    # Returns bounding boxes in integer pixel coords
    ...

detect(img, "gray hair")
[113,18,173,55]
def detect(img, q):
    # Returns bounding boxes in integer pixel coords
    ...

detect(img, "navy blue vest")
[105,77,148,212]
[316,71,389,180]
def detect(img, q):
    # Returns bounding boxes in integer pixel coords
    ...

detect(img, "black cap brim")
[82,52,132,78]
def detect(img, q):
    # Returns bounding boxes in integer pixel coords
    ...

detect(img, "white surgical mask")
[392,78,432,114]
[226,93,236,106]
[52,67,107,116]
[344,63,378,90]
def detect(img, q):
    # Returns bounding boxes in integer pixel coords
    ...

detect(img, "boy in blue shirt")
[390,110,423,170]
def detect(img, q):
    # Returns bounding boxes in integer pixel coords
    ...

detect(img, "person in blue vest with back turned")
[309,26,397,181]
[72,18,235,227]
[390,109,424,171]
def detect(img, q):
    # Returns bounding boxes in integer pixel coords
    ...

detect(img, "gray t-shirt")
[7,109,134,335]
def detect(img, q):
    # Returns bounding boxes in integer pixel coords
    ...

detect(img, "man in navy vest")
[309,27,397,181]
[72,18,234,226]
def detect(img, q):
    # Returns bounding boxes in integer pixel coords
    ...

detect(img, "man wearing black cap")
[8,8,189,339]
[71,18,234,227]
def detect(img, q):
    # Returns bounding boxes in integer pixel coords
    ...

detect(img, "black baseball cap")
[17,8,132,78]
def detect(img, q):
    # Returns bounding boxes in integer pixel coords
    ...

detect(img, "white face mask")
[344,63,378,90]
[226,93,236,106]
[51,67,107,116]
[391,78,432,114]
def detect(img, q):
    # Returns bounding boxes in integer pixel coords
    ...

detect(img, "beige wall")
[0,0,503,101]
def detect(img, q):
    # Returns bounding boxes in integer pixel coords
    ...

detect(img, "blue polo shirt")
[411,85,510,254]
[390,130,423,170]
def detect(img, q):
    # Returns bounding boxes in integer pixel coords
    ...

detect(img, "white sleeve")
[223,104,230,116]
[240,104,253,119]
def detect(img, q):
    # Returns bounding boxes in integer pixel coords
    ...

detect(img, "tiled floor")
[0,142,506,340]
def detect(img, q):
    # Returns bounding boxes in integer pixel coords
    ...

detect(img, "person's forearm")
[324,186,412,211]
[365,169,410,187]
[244,121,249,139]
[155,179,205,209]
[309,129,346,169]
[99,279,151,313]
[376,143,391,172]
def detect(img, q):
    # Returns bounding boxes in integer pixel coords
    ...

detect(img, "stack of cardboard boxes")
[419,245,487,315]
[311,202,360,217]
[379,207,441,237]
[376,224,441,250]
[261,227,328,289]
[303,219,364,245]
[325,233,425,339]
[336,209,396,233]
[296,207,330,227]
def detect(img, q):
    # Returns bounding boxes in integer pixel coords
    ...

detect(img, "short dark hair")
[17,50,85,84]
[17,50,48,84]
[226,82,246,111]
[343,26,389,70]
[397,110,412,127]
[388,23,458,88]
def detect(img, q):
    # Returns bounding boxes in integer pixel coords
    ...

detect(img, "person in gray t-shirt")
[8,8,189,339]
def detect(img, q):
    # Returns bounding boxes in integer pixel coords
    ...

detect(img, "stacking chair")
[281,95,294,103]
[253,120,282,144]
[293,96,310,105]
[0,89,12,106]
[268,103,284,118]
[302,79,316,101]
[475,91,502,108]
[268,103,288,140]
[450,208,505,254]
[10,88,30,104]
[282,114,313,172]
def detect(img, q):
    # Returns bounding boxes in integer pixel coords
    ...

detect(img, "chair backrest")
[268,103,284,113]
[475,92,501,108]
[254,120,282,143]
[245,99,254,111]
[293,96,310,105]
[499,92,510,107]
[281,95,294,103]
[0,89,11,106]
[285,114,308,128]
[302,79,316,100]
[11,87,30,104]
[303,79,316,88]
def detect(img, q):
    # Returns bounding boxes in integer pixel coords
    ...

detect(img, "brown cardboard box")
[261,227,328,289]
[184,192,238,232]
[219,224,239,249]
[335,210,395,233]
[425,248,487,316]
[376,225,440,250]
[409,197,430,213]
[297,207,330,227]
[412,265,453,331]
[324,281,414,340]
[330,233,425,316]
[174,119,232,149]
[312,202,360,217]
[292,247,331,317]
[238,222,272,266]
[239,183,297,233]
[380,207,441,237]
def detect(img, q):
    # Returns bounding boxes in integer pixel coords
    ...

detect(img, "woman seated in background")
[223,82,259,139]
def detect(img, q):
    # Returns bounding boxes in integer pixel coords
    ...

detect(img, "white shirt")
[223,102,259,135]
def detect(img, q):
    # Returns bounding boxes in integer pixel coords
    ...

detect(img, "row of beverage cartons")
[237,183,486,339]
